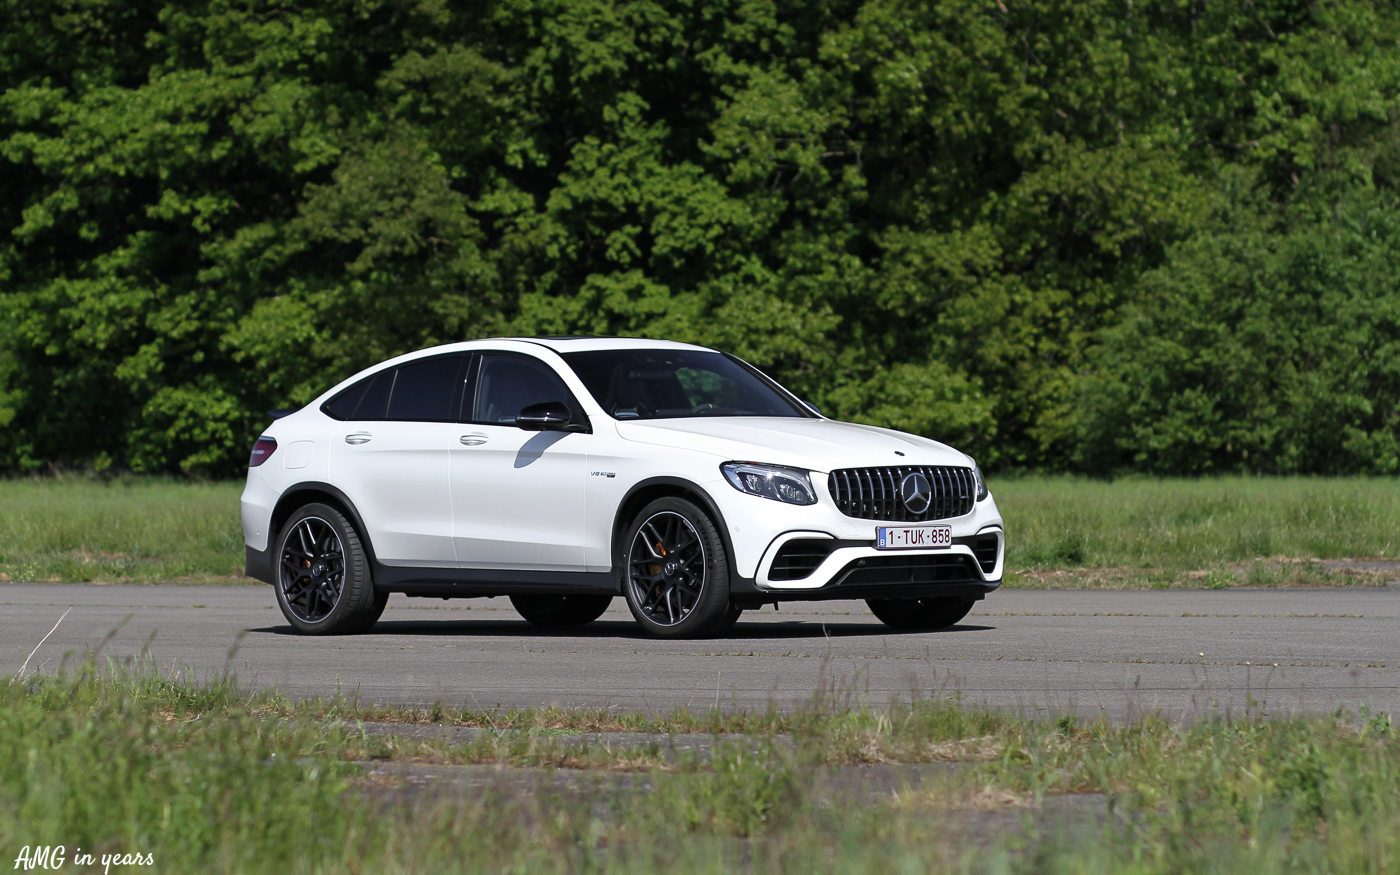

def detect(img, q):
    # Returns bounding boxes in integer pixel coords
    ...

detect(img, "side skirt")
[375,563,619,597]
[248,543,618,596]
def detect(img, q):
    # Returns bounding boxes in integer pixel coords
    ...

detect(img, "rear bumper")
[245,544,275,584]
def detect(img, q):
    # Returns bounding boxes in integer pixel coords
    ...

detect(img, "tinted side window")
[473,355,575,424]
[386,355,465,422]
[322,371,393,421]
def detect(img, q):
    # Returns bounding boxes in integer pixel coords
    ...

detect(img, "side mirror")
[803,400,823,416]
[516,401,574,431]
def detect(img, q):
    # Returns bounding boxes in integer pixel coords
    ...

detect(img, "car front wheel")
[866,597,974,631]
[621,497,735,638]
[274,503,384,635]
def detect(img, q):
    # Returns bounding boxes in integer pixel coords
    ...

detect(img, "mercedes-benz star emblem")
[900,472,933,515]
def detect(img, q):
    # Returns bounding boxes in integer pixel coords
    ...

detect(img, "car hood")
[613,417,972,472]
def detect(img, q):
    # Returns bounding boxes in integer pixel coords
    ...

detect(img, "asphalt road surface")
[5,582,1398,721]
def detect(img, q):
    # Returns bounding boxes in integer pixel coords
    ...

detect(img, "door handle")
[344,432,372,445]
[459,434,488,446]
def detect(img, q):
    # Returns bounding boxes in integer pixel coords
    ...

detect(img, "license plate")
[876,525,952,549]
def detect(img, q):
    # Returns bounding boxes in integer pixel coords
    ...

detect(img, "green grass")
[3,664,1398,873]
[996,475,1400,587]
[0,477,245,584]
[2,475,1397,586]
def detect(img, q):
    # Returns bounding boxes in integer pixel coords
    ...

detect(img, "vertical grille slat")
[826,465,976,522]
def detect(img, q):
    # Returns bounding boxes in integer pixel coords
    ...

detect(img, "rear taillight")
[249,436,278,467]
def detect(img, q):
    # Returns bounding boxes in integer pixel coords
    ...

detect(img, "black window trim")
[461,349,591,432]
[455,352,480,423]
[320,352,470,423]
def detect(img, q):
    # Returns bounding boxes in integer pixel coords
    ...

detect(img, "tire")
[346,590,390,634]
[866,597,974,631]
[510,594,613,627]
[711,603,744,635]
[273,503,382,635]
[621,497,734,638]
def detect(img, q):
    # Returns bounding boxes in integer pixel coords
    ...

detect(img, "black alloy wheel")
[629,510,704,626]
[622,498,735,638]
[280,516,345,622]
[866,596,974,631]
[275,503,384,635]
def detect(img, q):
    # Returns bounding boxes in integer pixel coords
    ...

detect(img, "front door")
[451,353,591,572]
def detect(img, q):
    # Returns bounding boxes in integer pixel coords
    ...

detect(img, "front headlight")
[971,461,989,501]
[720,462,817,506]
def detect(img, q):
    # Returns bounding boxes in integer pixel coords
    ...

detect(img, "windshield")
[561,350,808,420]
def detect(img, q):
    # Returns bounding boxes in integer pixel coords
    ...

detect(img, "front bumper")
[754,528,1002,591]
[711,473,1005,592]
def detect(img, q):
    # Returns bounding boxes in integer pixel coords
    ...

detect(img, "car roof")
[479,336,715,354]
[311,336,721,407]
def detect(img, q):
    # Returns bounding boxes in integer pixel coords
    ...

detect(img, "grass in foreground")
[1,475,1397,587]
[2,664,1398,873]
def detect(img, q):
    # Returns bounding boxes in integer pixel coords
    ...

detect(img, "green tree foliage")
[1061,171,1400,475]
[1,0,1398,475]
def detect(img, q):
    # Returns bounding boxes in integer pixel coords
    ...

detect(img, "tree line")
[2,0,1398,477]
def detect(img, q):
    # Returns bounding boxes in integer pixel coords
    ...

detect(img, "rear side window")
[321,354,465,422]
[322,371,393,421]
[386,355,465,421]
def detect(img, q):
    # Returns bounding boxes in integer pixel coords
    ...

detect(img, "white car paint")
[241,337,1004,595]
[451,425,591,571]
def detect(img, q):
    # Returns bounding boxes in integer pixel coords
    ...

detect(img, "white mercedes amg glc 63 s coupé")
[241,337,1004,637]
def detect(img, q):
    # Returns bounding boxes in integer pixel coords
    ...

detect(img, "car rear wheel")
[510,594,613,627]
[866,597,974,631]
[622,497,734,638]
[274,503,382,635]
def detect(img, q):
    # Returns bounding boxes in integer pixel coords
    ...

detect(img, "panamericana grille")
[827,466,976,522]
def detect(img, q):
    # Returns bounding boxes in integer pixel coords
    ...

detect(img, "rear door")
[450,352,591,571]
[328,354,468,567]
